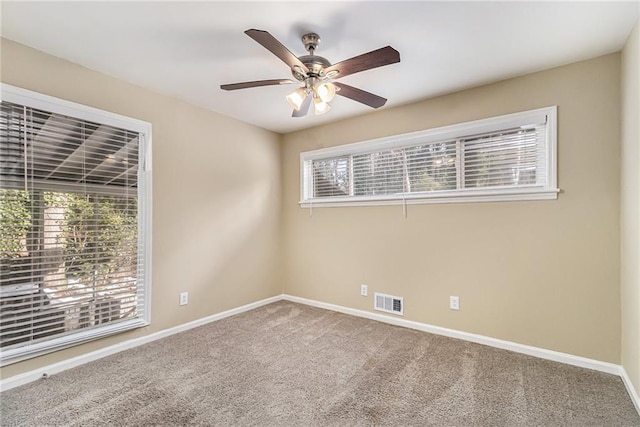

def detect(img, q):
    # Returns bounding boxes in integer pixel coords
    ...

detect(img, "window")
[0,84,152,365]
[300,106,558,206]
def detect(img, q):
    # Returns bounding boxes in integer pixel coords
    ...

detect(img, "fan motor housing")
[293,55,331,80]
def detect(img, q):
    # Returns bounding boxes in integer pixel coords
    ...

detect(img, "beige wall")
[0,36,630,380]
[621,20,640,396]
[282,54,622,363]
[0,39,282,379]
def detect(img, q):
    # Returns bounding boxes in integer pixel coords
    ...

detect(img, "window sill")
[0,318,149,367]
[299,188,560,208]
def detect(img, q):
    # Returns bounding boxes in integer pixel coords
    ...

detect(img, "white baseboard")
[0,295,281,392]
[621,367,640,415]
[282,294,623,375]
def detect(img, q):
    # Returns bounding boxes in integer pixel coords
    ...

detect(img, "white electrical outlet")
[360,284,368,296]
[180,292,189,306]
[450,296,459,310]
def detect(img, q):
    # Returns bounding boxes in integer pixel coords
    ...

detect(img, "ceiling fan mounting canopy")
[301,33,320,52]
[220,28,401,117]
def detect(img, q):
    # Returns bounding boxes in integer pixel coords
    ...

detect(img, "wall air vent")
[374,292,403,316]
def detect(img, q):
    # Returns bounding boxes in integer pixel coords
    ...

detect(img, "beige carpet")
[1,300,638,426]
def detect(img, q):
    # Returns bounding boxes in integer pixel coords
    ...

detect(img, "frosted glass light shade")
[286,88,307,110]
[314,97,331,115]
[315,82,336,102]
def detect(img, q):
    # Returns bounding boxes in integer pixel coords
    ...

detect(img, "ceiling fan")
[220,29,401,117]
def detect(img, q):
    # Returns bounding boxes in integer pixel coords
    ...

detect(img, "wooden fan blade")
[220,79,296,91]
[334,83,387,109]
[245,29,309,73]
[325,46,400,79]
[292,94,312,118]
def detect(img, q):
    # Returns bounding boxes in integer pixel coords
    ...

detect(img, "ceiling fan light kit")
[220,29,400,118]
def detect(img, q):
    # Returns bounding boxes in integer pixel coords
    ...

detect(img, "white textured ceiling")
[1,1,638,134]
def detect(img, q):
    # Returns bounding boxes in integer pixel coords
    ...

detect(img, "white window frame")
[0,84,152,365]
[299,106,559,207]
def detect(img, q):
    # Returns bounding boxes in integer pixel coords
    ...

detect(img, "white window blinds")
[462,126,545,189]
[301,106,557,206]
[0,85,151,365]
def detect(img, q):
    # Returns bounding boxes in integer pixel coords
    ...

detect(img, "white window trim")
[299,106,559,207]
[0,83,153,366]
